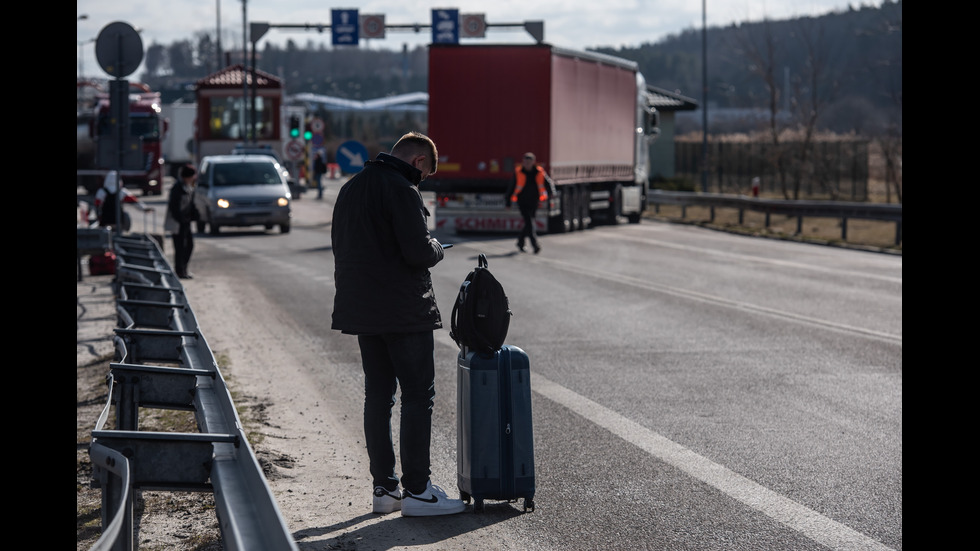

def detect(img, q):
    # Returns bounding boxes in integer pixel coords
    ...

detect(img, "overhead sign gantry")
[248,10,544,46]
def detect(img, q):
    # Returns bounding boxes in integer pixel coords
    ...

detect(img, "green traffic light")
[290,128,300,138]
[304,131,313,140]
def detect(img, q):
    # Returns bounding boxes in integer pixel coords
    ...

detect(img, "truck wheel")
[608,184,623,225]
[568,187,581,231]
[547,215,567,234]
[580,185,592,229]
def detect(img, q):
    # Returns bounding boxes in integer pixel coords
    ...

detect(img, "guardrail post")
[90,442,135,551]
[895,221,902,245]
[841,217,849,241]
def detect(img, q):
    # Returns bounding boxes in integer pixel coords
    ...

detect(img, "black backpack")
[450,253,512,355]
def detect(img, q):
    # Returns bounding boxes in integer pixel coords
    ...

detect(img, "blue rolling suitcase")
[457,344,536,512]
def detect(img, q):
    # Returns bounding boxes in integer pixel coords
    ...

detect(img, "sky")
[76,1,873,81]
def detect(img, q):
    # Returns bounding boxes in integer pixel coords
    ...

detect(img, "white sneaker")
[372,486,402,514]
[401,481,466,516]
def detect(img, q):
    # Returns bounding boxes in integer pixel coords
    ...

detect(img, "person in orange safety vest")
[506,152,549,254]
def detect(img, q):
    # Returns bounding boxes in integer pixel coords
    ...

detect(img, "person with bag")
[166,164,199,279]
[94,170,152,232]
[505,152,550,254]
[331,131,465,517]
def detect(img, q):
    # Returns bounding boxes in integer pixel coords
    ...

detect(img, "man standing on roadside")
[330,131,465,517]
[166,165,199,279]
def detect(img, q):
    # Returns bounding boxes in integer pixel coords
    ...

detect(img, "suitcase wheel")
[474,498,485,513]
[524,498,535,512]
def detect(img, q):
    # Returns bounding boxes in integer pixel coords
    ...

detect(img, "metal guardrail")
[647,190,903,245]
[88,233,299,551]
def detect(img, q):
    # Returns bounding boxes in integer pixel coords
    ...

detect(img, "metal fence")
[675,140,870,200]
[85,232,298,551]
[647,190,902,246]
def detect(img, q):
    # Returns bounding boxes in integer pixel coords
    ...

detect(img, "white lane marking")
[613,229,902,284]
[438,331,892,550]
[463,241,901,345]
[531,372,895,551]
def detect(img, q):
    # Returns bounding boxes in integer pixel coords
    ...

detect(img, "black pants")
[517,204,539,250]
[357,331,435,494]
[172,223,194,276]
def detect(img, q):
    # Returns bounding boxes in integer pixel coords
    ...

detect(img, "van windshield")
[212,162,281,186]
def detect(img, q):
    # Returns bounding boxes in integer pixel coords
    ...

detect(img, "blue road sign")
[332,9,359,45]
[432,9,459,44]
[336,140,369,174]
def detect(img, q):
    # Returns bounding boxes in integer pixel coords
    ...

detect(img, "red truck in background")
[422,44,659,234]
[76,80,167,196]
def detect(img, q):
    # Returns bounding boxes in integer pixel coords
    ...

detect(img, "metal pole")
[701,0,709,193]
[241,0,248,141]
[251,39,257,143]
[115,34,125,233]
[216,0,223,71]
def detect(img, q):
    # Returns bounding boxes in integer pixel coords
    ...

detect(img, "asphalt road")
[82,181,902,550]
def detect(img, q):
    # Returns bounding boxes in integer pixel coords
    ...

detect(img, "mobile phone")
[441,243,453,249]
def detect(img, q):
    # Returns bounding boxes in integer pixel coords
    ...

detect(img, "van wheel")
[209,224,220,235]
[280,223,291,234]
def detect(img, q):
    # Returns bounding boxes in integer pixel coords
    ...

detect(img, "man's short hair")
[392,131,438,176]
[179,164,197,179]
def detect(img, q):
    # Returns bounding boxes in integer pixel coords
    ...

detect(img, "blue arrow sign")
[432,9,459,44]
[336,140,368,174]
[332,9,359,45]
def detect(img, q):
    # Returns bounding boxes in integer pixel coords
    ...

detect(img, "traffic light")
[289,115,300,138]
[304,129,313,141]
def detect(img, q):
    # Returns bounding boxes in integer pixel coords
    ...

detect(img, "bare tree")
[876,11,902,204]
[788,17,838,199]
[732,19,790,198]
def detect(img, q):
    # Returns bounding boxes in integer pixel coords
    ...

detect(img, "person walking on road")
[506,152,550,254]
[166,164,199,279]
[330,131,465,517]
[313,150,327,199]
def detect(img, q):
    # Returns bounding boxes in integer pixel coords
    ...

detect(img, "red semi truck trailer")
[422,43,659,234]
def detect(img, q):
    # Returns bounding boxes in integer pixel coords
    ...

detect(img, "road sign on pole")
[336,140,368,174]
[460,14,486,38]
[432,9,459,44]
[360,14,385,39]
[332,9,359,45]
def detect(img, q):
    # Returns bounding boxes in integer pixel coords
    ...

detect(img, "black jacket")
[167,182,198,227]
[331,153,444,334]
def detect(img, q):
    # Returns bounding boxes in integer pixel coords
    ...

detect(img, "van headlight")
[217,198,231,209]
[277,197,289,207]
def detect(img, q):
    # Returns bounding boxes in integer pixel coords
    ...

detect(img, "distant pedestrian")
[166,165,199,279]
[313,151,327,199]
[505,152,550,254]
